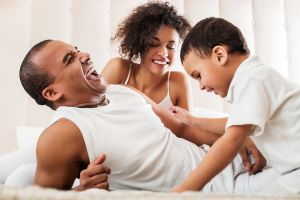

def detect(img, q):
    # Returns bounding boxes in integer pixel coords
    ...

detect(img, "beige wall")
[1,0,300,154]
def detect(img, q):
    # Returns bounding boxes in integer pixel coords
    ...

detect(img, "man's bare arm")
[34,119,84,189]
[34,119,110,190]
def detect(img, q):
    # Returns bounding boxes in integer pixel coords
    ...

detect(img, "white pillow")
[16,127,44,150]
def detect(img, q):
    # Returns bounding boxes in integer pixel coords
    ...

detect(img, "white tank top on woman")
[124,66,174,109]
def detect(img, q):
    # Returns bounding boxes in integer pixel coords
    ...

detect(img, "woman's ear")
[42,85,62,102]
[212,45,228,66]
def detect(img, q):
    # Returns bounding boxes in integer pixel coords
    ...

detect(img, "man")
[19,39,275,193]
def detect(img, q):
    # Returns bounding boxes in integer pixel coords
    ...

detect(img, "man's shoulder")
[37,118,85,161]
[106,84,145,102]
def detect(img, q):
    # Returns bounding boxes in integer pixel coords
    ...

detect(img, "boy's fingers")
[239,147,250,170]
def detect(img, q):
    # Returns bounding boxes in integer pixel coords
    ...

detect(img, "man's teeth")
[86,66,94,76]
[153,60,168,65]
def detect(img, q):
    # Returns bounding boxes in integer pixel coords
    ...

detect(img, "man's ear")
[42,85,62,102]
[212,45,228,66]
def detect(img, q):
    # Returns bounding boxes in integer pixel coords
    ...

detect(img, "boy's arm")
[171,106,227,134]
[173,125,252,192]
[35,119,110,190]
[148,95,220,146]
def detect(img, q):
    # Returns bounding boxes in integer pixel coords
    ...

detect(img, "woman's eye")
[167,46,176,50]
[150,43,159,47]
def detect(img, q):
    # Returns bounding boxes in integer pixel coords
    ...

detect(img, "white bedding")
[0,185,297,200]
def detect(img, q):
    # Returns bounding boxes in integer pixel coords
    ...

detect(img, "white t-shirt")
[51,85,214,191]
[225,56,300,193]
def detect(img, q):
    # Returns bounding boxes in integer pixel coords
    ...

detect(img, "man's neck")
[76,95,110,108]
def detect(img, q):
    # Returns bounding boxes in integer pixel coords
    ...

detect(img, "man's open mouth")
[86,65,101,80]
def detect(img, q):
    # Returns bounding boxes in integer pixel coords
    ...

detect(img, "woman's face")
[141,25,180,75]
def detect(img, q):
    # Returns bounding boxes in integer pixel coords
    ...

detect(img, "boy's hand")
[170,106,193,125]
[239,138,266,175]
[76,154,111,191]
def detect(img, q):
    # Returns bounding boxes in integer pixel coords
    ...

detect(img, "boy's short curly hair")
[113,2,191,62]
[180,17,250,61]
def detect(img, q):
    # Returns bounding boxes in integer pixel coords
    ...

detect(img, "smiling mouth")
[207,88,214,92]
[85,65,101,80]
[152,59,170,65]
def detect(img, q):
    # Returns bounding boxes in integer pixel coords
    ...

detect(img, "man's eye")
[67,56,74,64]
[67,53,76,64]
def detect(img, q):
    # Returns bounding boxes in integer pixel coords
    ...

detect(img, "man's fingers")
[85,173,109,186]
[94,182,109,190]
[80,173,109,190]
[89,154,106,167]
[84,164,111,177]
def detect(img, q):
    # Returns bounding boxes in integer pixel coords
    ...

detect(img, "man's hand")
[75,154,111,191]
[239,138,266,175]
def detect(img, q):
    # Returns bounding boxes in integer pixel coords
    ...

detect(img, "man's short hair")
[19,39,55,109]
[180,17,250,61]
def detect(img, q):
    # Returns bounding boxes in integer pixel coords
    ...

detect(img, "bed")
[0,185,298,200]
[0,109,299,200]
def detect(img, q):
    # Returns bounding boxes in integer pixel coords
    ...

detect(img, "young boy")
[173,17,300,194]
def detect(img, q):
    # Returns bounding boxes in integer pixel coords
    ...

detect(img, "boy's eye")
[191,72,201,80]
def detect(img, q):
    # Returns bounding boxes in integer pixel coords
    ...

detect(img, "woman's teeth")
[153,60,168,65]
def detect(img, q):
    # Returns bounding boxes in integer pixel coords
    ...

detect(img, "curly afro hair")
[112,1,191,62]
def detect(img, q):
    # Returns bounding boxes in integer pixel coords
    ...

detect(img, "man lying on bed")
[19,39,278,193]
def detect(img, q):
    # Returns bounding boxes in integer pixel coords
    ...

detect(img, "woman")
[102,2,192,110]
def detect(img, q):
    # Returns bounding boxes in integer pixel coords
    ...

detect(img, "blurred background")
[1,0,300,154]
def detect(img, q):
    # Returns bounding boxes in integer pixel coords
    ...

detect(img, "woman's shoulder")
[101,57,131,84]
[169,71,188,86]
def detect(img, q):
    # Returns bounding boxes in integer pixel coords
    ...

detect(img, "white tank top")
[51,85,206,191]
[124,66,174,109]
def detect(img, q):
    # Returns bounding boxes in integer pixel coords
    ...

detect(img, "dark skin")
[35,119,110,190]
[31,40,265,191]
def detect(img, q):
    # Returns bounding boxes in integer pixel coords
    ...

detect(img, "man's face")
[182,49,231,98]
[32,40,107,106]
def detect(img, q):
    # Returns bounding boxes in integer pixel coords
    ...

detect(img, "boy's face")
[182,49,232,98]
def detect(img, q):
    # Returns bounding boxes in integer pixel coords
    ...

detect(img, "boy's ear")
[42,85,62,102]
[212,45,228,66]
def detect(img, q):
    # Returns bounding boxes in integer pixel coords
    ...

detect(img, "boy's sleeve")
[226,79,270,137]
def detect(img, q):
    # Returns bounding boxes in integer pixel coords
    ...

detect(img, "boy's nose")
[199,85,205,90]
